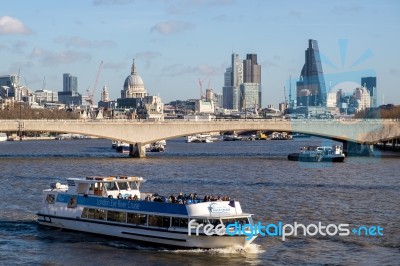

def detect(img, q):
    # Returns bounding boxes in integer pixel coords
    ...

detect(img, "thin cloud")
[150,20,195,35]
[6,61,34,75]
[166,0,234,15]
[289,11,301,18]
[93,0,136,5]
[161,63,222,77]
[103,62,126,72]
[0,16,32,35]
[54,36,117,49]
[211,14,240,23]
[260,60,279,68]
[30,48,92,66]
[0,41,29,55]
[331,6,363,15]
[389,68,398,75]
[135,51,162,68]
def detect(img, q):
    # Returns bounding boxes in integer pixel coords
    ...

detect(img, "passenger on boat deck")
[145,194,152,201]
[117,193,123,199]
[168,195,177,203]
[133,194,138,200]
[177,192,183,201]
[127,195,132,200]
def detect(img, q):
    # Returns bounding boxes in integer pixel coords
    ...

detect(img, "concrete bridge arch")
[0,119,399,157]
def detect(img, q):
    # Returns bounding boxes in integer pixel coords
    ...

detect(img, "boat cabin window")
[107,211,126,223]
[117,182,129,190]
[92,182,105,196]
[148,215,170,228]
[76,183,89,194]
[104,182,119,191]
[172,217,188,228]
[221,217,249,226]
[208,219,221,226]
[189,218,208,226]
[87,208,106,220]
[81,207,88,218]
[129,182,139,190]
[127,213,147,226]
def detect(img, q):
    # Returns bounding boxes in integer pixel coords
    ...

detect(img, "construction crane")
[198,78,205,99]
[198,73,213,100]
[87,61,103,106]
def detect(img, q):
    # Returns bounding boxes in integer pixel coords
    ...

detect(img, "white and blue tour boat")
[37,176,257,248]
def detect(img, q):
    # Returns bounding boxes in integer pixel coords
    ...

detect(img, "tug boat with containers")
[37,176,257,248]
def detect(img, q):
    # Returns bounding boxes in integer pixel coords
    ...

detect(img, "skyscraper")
[361,77,377,107]
[63,73,78,92]
[59,73,82,105]
[223,53,242,110]
[296,39,327,107]
[243,54,261,84]
[241,54,261,110]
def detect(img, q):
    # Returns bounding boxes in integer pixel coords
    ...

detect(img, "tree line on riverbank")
[0,103,79,119]
[354,104,400,119]
[1,103,400,120]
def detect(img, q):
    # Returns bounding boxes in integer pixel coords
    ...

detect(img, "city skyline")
[1,0,399,106]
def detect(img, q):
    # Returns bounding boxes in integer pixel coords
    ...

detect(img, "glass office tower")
[296,39,327,107]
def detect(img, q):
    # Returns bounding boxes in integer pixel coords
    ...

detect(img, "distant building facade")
[223,53,242,110]
[34,90,58,103]
[117,59,163,120]
[63,73,78,92]
[117,59,149,108]
[240,83,260,110]
[353,87,370,111]
[195,99,214,114]
[98,85,117,109]
[361,77,377,108]
[213,92,223,108]
[58,73,82,105]
[223,53,262,111]
[140,95,164,120]
[0,74,20,98]
[121,59,148,99]
[296,39,327,107]
[241,54,261,110]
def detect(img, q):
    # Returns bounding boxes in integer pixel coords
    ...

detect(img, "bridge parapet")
[0,119,399,153]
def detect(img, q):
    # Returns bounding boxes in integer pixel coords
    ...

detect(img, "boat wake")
[168,243,265,254]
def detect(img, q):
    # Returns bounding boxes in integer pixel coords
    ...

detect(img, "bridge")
[1,119,399,157]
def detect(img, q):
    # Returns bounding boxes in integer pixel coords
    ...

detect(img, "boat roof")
[67,176,144,184]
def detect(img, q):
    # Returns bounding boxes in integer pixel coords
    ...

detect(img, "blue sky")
[1,0,399,106]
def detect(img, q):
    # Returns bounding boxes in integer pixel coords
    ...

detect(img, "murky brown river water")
[0,138,399,265]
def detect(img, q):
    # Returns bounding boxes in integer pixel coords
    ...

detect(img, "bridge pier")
[129,143,146,158]
[343,141,374,156]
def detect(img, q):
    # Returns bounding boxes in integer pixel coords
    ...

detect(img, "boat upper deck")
[45,176,246,217]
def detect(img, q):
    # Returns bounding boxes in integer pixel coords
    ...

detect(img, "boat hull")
[288,153,345,162]
[288,153,321,162]
[320,156,345,162]
[37,213,255,249]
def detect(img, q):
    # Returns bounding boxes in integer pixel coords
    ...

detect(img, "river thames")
[0,138,399,265]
